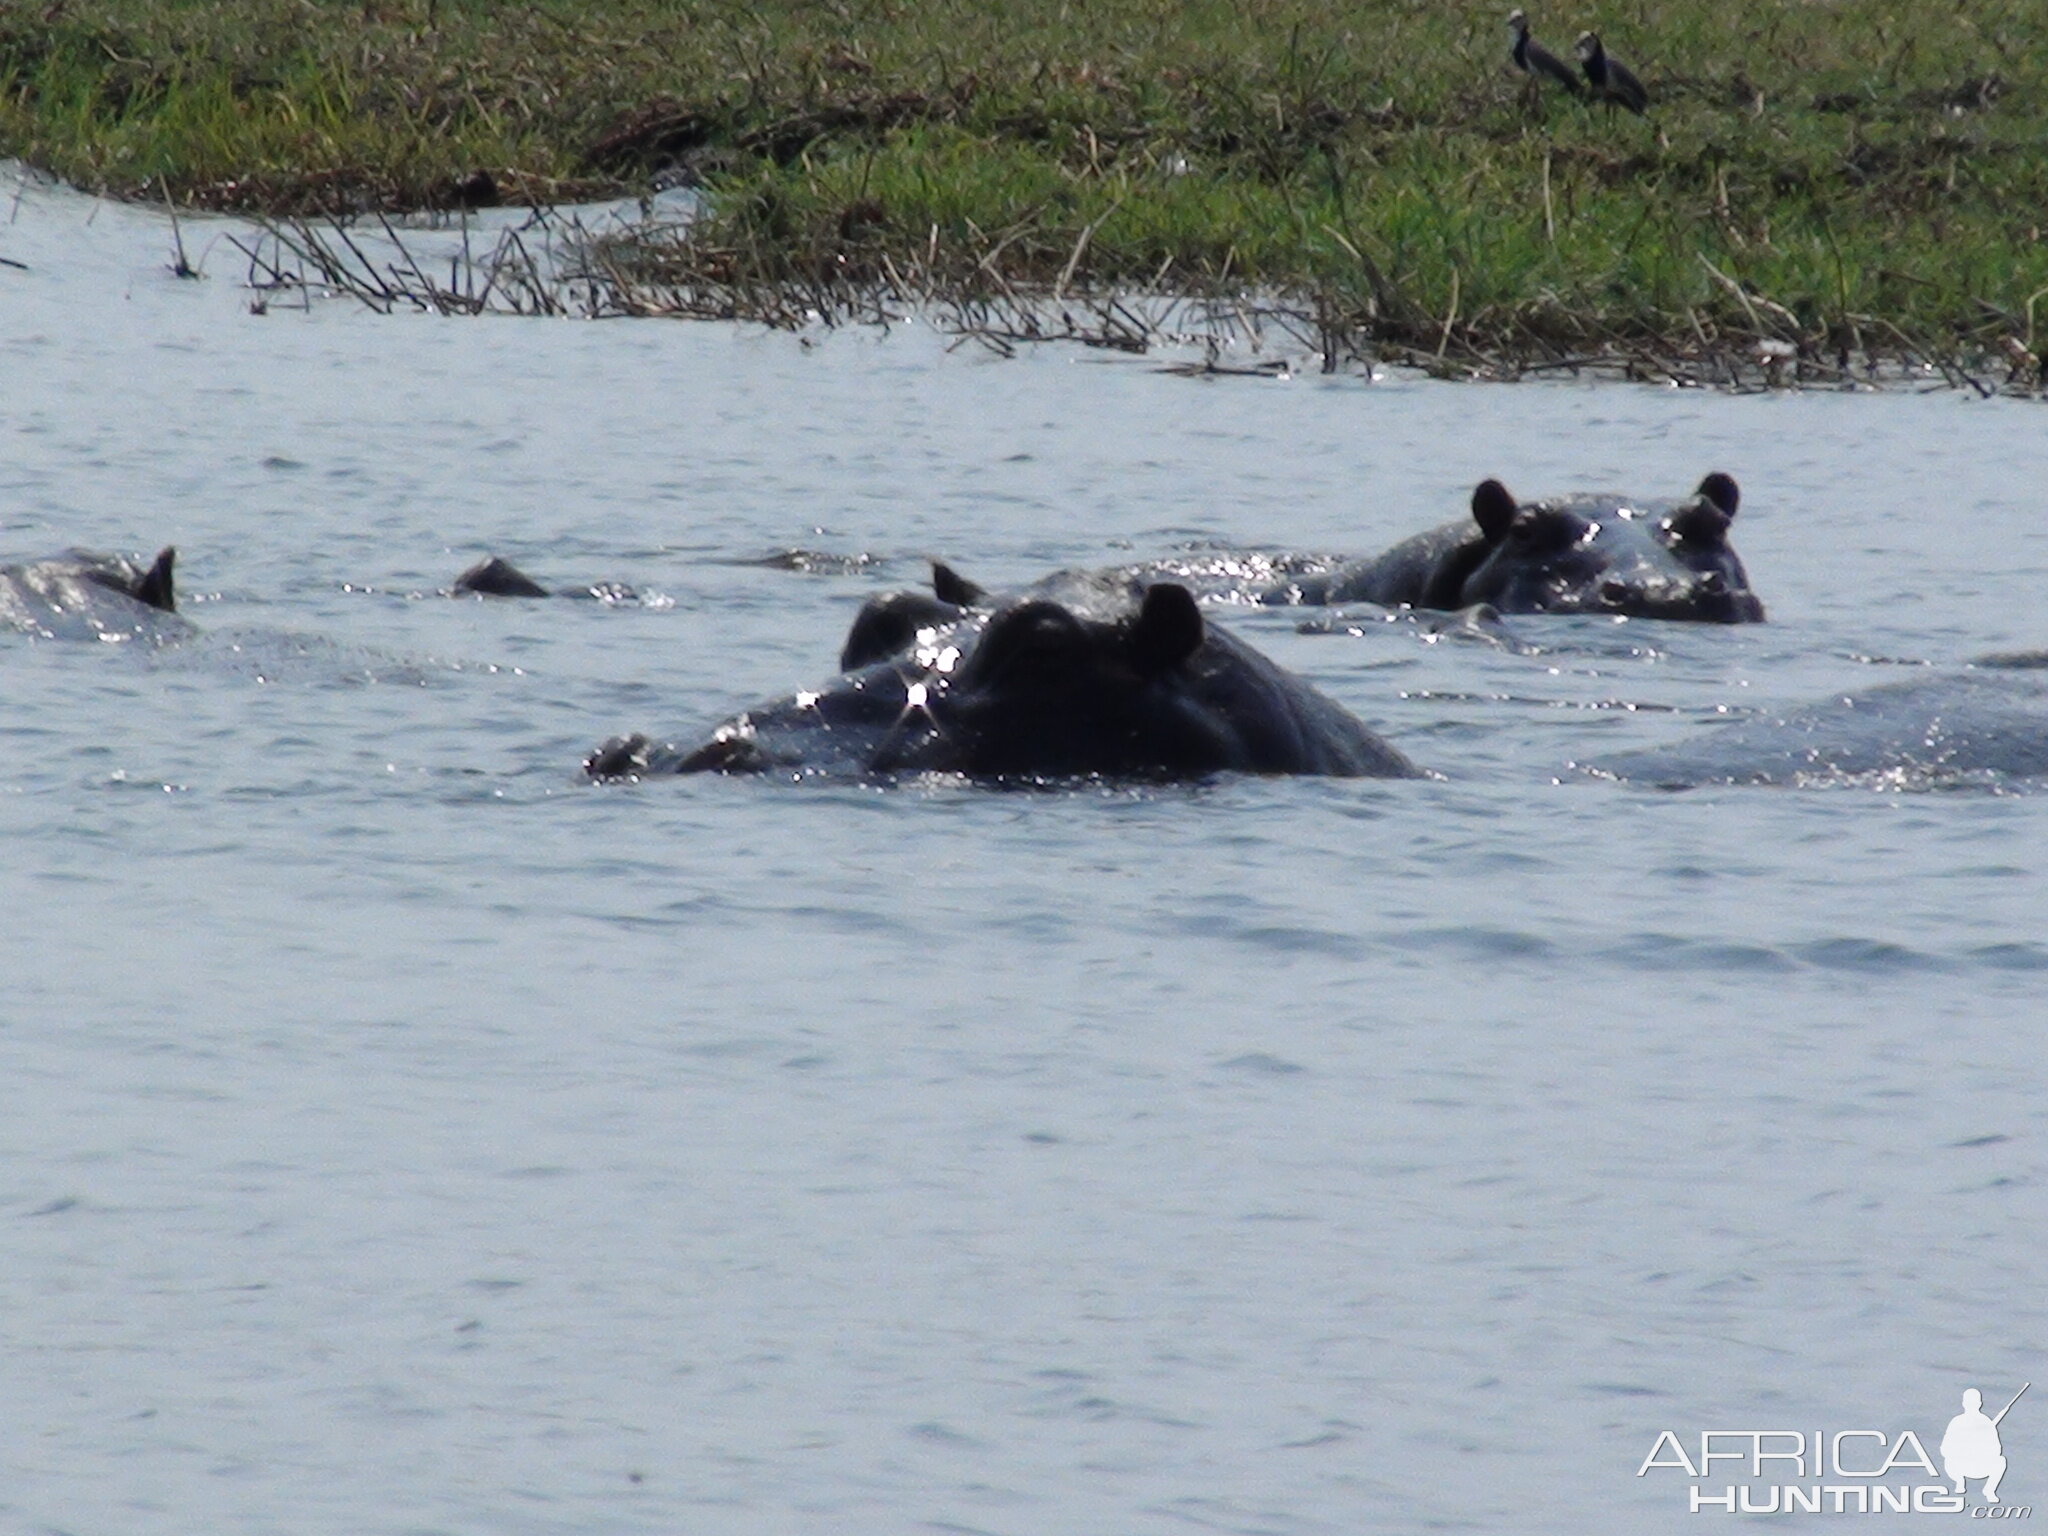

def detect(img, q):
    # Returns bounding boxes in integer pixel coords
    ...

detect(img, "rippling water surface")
[4,170,2045,1534]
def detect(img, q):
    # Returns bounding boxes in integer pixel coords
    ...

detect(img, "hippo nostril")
[1599,579,1630,607]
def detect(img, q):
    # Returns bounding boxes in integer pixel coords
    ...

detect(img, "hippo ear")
[1127,583,1204,673]
[1471,480,1519,542]
[1665,499,1732,550]
[134,546,176,612]
[455,556,549,597]
[931,561,986,606]
[1695,472,1739,518]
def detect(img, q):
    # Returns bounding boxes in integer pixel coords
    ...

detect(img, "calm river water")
[3,169,2044,1534]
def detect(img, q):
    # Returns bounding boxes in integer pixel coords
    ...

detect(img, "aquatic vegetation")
[4,0,2046,386]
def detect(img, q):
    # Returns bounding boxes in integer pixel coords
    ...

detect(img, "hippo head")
[878,583,1231,777]
[1455,474,1763,622]
[830,582,1244,779]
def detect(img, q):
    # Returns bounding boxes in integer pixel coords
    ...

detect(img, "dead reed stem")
[230,207,2048,398]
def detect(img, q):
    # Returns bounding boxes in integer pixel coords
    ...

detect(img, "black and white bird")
[1506,10,1585,98]
[1574,31,1649,114]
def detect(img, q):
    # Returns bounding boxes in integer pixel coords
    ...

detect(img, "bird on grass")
[1575,31,1649,114]
[1506,10,1585,98]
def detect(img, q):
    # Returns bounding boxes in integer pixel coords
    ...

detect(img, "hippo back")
[1271,521,1484,608]
[0,548,191,643]
[1585,667,2048,788]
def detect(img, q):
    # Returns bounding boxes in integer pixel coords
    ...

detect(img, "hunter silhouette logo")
[1943,1385,2026,1506]
[1638,1382,2032,1515]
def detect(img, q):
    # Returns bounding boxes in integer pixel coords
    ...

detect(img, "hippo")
[1261,474,1763,623]
[1583,655,2048,789]
[0,546,190,642]
[452,555,638,603]
[586,570,1421,783]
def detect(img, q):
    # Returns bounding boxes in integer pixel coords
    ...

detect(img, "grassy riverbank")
[4,0,2046,378]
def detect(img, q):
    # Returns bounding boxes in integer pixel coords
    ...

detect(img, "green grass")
[5,0,2047,375]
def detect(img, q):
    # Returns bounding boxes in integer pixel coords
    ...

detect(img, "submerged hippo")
[0,547,189,641]
[452,556,638,603]
[1263,474,1763,623]
[587,570,1421,783]
[1585,655,2048,789]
